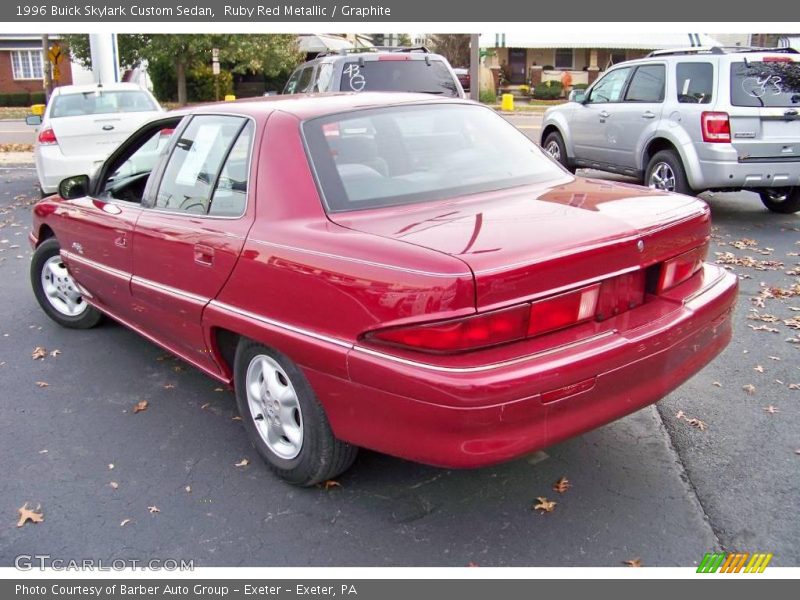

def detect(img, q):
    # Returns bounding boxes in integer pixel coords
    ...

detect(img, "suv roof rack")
[316,45,431,59]
[647,46,799,57]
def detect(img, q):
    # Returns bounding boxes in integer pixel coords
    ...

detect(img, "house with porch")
[479,32,723,93]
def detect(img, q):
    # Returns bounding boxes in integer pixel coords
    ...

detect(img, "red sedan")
[29,93,737,485]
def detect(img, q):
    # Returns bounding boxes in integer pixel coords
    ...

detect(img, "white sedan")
[28,83,162,196]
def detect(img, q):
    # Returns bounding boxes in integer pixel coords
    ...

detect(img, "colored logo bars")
[697,552,773,573]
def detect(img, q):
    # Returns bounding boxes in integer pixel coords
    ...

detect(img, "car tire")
[542,131,575,173]
[645,150,693,196]
[759,188,800,214]
[234,339,358,486]
[30,238,103,329]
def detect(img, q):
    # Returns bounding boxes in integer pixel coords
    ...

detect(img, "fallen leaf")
[784,316,800,330]
[163,383,175,390]
[16,503,44,527]
[754,365,765,373]
[231,415,242,421]
[624,558,643,568]
[200,402,211,410]
[108,463,115,470]
[49,349,61,357]
[748,324,780,334]
[675,410,685,419]
[552,477,571,493]
[686,418,708,431]
[532,497,557,513]
[31,346,46,360]
[712,381,722,387]
[769,356,781,361]
[132,400,149,414]
[467,561,480,567]
[234,458,250,468]
[185,485,191,493]
[120,518,131,527]
[763,405,779,414]
[321,480,342,490]
[109,482,119,490]
[789,383,800,390]
[747,312,779,323]
[743,384,756,395]
[35,381,48,388]
[172,365,185,374]
[148,506,160,514]
[214,387,225,392]
[38,449,47,454]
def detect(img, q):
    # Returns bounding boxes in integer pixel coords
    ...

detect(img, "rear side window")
[730,60,800,107]
[676,62,713,104]
[624,65,666,102]
[338,60,459,97]
[208,121,254,217]
[155,115,248,215]
[284,67,314,94]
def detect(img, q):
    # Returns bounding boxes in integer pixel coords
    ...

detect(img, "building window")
[610,51,627,66]
[11,50,44,80]
[555,48,573,70]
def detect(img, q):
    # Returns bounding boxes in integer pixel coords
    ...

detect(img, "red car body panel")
[30,93,737,468]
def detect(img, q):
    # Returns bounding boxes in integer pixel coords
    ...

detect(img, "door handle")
[642,111,656,119]
[599,110,611,119]
[193,244,214,266]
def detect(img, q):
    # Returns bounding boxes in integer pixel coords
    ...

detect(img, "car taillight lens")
[701,112,731,143]
[37,127,57,145]
[657,244,708,293]
[365,304,530,353]
[528,284,600,337]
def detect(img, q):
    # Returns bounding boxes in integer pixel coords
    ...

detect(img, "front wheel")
[645,150,693,196]
[542,131,575,173]
[234,340,358,486]
[30,238,102,329]
[759,188,800,214]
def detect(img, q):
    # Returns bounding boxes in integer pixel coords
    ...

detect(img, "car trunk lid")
[49,111,160,158]
[329,178,711,310]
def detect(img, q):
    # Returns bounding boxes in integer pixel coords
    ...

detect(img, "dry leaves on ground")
[50,349,61,357]
[754,365,765,373]
[320,480,342,490]
[743,384,756,395]
[234,458,250,468]
[784,316,800,330]
[715,252,783,271]
[31,346,46,360]
[0,143,34,153]
[109,482,119,490]
[148,506,160,514]
[132,400,149,414]
[623,558,643,567]
[532,497,557,513]
[35,381,48,388]
[675,410,707,431]
[552,477,571,493]
[763,405,779,414]
[748,324,780,334]
[163,383,175,390]
[16,503,44,527]
[120,518,131,527]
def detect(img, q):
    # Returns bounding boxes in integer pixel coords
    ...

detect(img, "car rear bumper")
[689,143,800,190]
[315,264,737,468]
[35,145,105,193]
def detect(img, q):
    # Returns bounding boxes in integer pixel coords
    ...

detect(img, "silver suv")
[541,46,800,213]
[283,46,464,98]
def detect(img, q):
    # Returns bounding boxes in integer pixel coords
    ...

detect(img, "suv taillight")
[701,112,731,143]
[37,127,58,145]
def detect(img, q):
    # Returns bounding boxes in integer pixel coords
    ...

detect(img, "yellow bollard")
[224,94,236,102]
[31,104,45,116]
[500,93,514,112]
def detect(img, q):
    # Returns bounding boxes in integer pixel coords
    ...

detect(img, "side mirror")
[58,175,90,200]
[568,89,587,103]
[25,115,42,126]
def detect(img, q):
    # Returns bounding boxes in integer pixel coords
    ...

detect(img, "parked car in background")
[453,67,470,92]
[541,46,800,213]
[282,46,465,98]
[27,83,162,196]
[29,93,735,486]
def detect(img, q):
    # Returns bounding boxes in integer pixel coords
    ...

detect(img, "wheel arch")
[36,224,55,246]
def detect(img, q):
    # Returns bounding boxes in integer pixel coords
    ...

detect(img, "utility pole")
[41,34,52,101]
[469,33,480,101]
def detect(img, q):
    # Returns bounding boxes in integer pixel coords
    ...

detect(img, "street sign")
[212,48,219,61]
[47,44,62,65]
[212,62,220,75]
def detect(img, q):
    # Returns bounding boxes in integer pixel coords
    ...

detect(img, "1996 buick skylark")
[29,93,737,485]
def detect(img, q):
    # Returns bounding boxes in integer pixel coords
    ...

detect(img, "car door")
[570,66,633,165]
[131,114,257,373]
[608,63,667,171]
[56,121,176,320]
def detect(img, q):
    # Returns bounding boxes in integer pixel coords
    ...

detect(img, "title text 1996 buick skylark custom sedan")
[29,93,737,485]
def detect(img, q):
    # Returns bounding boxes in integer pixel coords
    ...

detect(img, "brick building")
[0,34,78,100]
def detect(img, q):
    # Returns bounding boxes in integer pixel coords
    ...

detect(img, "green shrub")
[572,83,589,91]
[187,64,234,102]
[0,94,8,106]
[479,89,497,104]
[533,80,563,100]
[5,92,31,106]
[30,91,46,104]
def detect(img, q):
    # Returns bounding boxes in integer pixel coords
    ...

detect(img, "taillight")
[37,127,58,145]
[701,112,731,143]
[527,284,600,338]
[657,244,708,293]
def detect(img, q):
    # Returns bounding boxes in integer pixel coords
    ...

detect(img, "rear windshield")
[303,104,566,212]
[338,60,459,97]
[50,90,157,118]
[730,60,800,107]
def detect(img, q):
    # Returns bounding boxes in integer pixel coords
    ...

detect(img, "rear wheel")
[542,131,575,173]
[645,150,692,196]
[30,238,102,329]
[759,187,800,214]
[234,339,358,486]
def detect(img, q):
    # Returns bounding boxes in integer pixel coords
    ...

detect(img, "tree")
[61,34,150,69]
[428,34,470,68]
[397,33,413,47]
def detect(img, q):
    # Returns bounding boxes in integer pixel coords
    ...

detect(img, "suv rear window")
[676,62,713,104]
[303,104,565,212]
[730,60,800,107]
[338,60,459,97]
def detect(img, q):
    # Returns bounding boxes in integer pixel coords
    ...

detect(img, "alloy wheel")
[545,140,561,162]
[40,255,88,317]
[648,162,676,192]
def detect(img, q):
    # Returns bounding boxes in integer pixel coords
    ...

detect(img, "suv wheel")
[234,339,358,486]
[759,188,800,214]
[645,150,692,195]
[543,131,575,173]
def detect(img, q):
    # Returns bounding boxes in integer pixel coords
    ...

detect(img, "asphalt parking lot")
[0,120,798,567]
